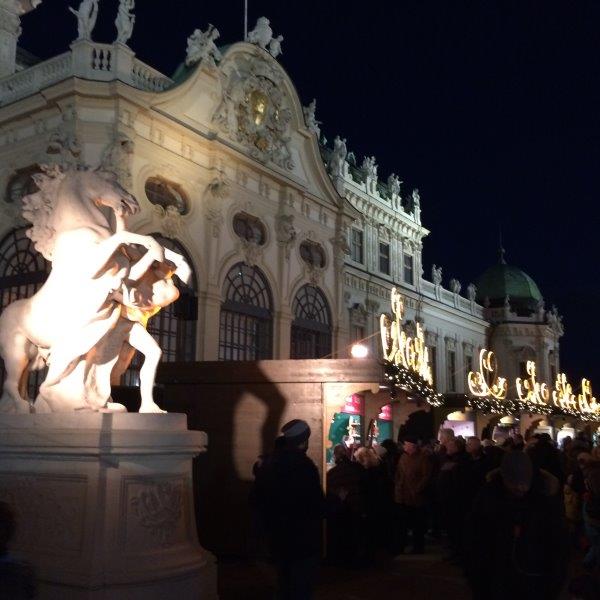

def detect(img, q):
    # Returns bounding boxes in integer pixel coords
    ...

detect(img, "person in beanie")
[252,419,324,599]
[465,451,568,599]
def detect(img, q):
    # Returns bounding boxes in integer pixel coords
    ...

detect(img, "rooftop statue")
[268,34,283,58]
[186,24,222,68]
[467,283,477,301]
[0,165,190,414]
[69,0,99,41]
[115,0,135,45]
[387,174,401,197]
[432,264,442,285]
[247,16,273,50]
[449,278,462,295]
[328,135,347,177]
[303,99,321,138]
[412,188,421,208]
[361,155,377,179]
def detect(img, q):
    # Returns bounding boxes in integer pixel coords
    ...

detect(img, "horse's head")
[88,170,139,218]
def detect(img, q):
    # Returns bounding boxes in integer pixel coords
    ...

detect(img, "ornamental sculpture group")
[0,165,190,414]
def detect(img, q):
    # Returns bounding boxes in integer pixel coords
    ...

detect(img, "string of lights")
[384,360,444,407]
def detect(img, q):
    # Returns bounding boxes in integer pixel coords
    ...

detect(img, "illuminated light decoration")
[380,288,433,385]
[552,373,577,413]
[467,349,507,400]
[516,361,550,406]
[577,379,598,416]
[350,343,369,358]
[384,361,444,407]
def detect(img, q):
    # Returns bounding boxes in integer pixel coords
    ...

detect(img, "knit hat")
[281,419,311,446]
[500,450,533,490]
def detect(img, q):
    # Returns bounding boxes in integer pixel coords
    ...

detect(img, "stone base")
[0,413,218,600]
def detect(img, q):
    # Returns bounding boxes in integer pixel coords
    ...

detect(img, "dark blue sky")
[20,0,600,385]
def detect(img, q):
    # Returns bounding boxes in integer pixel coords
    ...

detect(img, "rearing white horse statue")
[0,165,189,414]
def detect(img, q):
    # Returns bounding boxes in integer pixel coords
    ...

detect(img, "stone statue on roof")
[328,135,347,177]
[387,174,401,197]
[115,0,135,45]
[69,0,99,41]
[412,188,421,208]
[432,264,442,286]
[467,283,477,302]
[268,35,283,58]
[303,99,321,138]
[186,24,222,68]
[361,156,377,179]
[247,16,273,50]
[449,278,462,295]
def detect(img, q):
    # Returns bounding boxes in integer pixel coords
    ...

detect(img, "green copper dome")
[476,251,542,315]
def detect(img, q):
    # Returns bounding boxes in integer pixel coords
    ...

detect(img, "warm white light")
[351,343,369,358]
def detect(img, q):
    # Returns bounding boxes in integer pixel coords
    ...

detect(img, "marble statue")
[303,99,321,138]
[247,16,273,49]
[0,165,190,414]
[69,0,99,41]
[449,278,462,294]
[467,283,477,301]
[432,264,442,285]
[186,24,222,68]
[412,188,421,208]
[387,174,401,197]
[115,0,135,45]
[362,155,377,179]
[504,295,511,309]
[268,34,283,58]
[328,135,347,177]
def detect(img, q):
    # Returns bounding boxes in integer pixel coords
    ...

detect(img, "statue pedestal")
[0,413,218,600]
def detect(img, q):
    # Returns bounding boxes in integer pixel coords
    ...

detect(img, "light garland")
[384,361,444,407]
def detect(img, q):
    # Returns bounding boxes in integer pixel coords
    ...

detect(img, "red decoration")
[378,404,392,421]
[342,393,363,415]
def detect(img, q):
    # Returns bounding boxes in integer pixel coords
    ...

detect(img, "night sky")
[19,0,600,386]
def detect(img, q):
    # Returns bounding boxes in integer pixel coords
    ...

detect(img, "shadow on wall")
[114,361,288,557]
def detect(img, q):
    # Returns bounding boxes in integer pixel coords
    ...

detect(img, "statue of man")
[432,264,442,285]
[247,16,273,49]
[115,0,135,45]
[387,174,401,197]
[362,156,377,179]
[186,24,222,67]
[467,283,477,301]
[303,99,321,138]
[268,34,283,58]
[328,135,347,177]
[69,0,99,41]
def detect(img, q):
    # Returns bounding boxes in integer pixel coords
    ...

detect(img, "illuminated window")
[300,241,326,268]
[122,236,198,386]
[0,227,50,398]
[291,285,332,359]
[233,213,266,245]
[145,177,188,214]
[351,229,363,263]
[5,166,40,204]
[219,263,273,360]
[403,254,414,285]
[379,242,390,275]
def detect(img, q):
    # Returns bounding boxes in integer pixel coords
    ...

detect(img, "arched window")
[290,284,332,359]
[219,263,273,360]
[5,166,40,204]
[0,227,50,396]
[145,177,188,214]
[122,235,198,386]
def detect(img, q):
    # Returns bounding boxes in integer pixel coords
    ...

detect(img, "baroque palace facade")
[0,3,564,402]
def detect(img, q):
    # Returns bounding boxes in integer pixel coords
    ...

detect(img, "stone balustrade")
[0,41,173,105]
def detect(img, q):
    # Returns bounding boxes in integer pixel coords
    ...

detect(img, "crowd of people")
[252,420,600,599]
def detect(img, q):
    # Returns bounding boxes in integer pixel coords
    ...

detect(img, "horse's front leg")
[127,323,165,413]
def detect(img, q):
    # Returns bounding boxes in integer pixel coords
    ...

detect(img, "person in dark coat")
[252,419,325,600]
[465,451,568,600]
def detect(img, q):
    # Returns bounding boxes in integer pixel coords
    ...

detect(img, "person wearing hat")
[465,451,568,599]
[393,435,433,554]
[252,419,324,599]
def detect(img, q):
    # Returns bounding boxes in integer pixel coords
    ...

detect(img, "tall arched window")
[291,284,332,359]
[219,263,273,361]
[0,227,50,396]
[122,235,198,386]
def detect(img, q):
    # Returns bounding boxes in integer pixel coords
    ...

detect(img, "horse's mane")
[22,164,68,261]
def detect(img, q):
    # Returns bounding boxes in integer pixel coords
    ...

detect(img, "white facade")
[0,7,561,396]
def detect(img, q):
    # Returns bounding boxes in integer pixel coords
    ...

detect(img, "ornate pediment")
[212,51,294,170]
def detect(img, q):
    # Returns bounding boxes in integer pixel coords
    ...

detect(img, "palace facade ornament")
[186,24,222,68]
[246,16,280,55]
[387,174,401,198]
[275,213,296,259]
[349,303,368,327]
[432,264,442,286]
[153,204,183,238]
[268,35,283,59]
[46,129,82,167]
[69,0,98,41]
[467,283,477,302]
[547,305,564,336]
[361,155,377,179]
[449,278,461,295]
[115,0,135,45]
[303,99,321,138]
[238,237,263,267]
[213,53,294,169]
[328,135,347,177]
[101,133,134,187]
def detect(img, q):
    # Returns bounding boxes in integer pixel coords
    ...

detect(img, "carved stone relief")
[101,133,134,187]
[213,53,294,169]
[275,213,296,259]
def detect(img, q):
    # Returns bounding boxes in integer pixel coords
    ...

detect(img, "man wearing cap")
[394,436,432,554]
[465,451,568,599]
[252,419,324,599]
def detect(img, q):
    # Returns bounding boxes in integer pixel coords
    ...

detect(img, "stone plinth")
[0,413,217,600]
